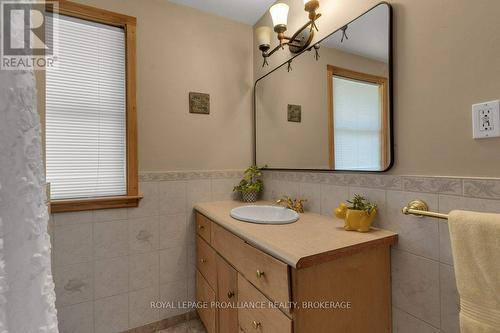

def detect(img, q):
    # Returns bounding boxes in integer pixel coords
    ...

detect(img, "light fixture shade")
[270,3,289,28]
[256,26,272,47]
[304,0,320,6]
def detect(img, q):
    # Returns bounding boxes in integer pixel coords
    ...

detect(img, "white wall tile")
[440,264,460,333]
[186,180,212,210]
[187,242,196,268]
[463,178,500,199]
[159,214,187,250]
[187,277,196,303]
[54,224,93,266]
[392,307,439,333]
[54,262,93,307]
[439,194,500,214]
[320,184,349,217]
[385,191,439,260]
[159,181,187,216]
[93,220,128,259]
[159,279,188,319]
[93,208,128,223]
[53,211,93,226]
[299,182,321,214]
[129,252,159,292]
[212,178,238,201]
[159,247,187,285]
[274,181,300,201]
[391,249,440,327]
[129,287,160,328]
[262,179,278,201]
[129,182,160,219]
[402,177,462,196]
[57,301,94,333]
[94,294,129,333]
[52,173,497,332]
[128,216,159,254]
[94,256,129,299]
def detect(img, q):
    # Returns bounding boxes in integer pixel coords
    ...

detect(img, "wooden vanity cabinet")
[195,211,394,333]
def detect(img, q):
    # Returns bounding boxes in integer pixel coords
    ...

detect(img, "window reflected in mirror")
[328,66,388,171]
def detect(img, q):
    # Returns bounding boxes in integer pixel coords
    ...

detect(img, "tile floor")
[156,319,206,333]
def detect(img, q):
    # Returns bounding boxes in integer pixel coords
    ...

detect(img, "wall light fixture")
[257,0,321,67]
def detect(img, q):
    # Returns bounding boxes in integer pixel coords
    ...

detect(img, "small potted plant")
[335,194,377,232]
[233,165,265,203]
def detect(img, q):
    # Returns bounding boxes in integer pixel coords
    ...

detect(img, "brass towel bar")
[402,200,449,220]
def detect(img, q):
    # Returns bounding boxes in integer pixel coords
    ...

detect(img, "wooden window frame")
[47,0,141,213]
[327,65,389,170]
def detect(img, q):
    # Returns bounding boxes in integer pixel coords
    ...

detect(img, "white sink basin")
[230,205,299,225]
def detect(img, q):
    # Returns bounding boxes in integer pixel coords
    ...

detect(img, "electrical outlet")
[472,100,500,139]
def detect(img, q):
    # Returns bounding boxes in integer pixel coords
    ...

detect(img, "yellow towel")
[448,210,500,333]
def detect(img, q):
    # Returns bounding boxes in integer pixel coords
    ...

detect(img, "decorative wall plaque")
[287,104,302,122]
[189,92,210,114]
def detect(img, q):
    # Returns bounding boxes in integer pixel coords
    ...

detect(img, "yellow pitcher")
[335,203,377,232]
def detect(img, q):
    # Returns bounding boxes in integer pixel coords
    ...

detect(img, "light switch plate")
[472,100,500,139]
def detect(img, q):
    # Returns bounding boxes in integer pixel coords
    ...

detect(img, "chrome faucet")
[276,196,307,213]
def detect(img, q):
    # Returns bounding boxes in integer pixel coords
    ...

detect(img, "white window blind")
[333,76,382,171]
[45,14,127,200]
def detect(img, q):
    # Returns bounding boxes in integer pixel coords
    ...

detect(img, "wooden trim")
[380,78,389,169]
[327,65,389,170]
[51,195,143,213]
[47,0,136,26]
[327,66,334,170]
[125,23,139,198]
[47,1,139,213]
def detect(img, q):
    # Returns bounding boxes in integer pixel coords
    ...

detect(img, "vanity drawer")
[211,223,290,308]
[196,235,217,289]
[196,270,216,333]
[238,274,292,333]
[196,213,212,243]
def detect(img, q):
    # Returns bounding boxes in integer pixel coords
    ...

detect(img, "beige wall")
[254,0,500,177]
[256,46,388,169]
[69,0,254,172]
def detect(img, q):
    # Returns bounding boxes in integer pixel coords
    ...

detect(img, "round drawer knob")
[199,258,207,263]
[256,270,265,278]
[252,321,262,329]
[198,225,205,230]
[227,290,235,299]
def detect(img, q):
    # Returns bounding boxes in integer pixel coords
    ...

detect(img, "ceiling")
[321,4,389,63]
[168,0,275,25]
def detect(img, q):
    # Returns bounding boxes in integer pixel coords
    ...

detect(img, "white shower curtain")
[0,4,58,332]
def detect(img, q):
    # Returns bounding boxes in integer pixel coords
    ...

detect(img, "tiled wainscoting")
[50,169,500,333]
[262,171,500,333]
[49,170,242,333]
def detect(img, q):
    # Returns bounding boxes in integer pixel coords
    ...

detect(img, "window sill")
[50,195,143,213]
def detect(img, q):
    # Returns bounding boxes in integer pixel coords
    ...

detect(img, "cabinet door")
[216,254,238,333]
[196,270,216,333]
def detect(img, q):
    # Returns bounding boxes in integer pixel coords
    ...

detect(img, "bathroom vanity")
[194,201,397,333]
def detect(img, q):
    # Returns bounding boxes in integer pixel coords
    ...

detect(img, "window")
[327,65,388,171]
[45,1,139,213]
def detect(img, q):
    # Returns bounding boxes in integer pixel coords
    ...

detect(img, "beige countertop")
[194,201,398,269]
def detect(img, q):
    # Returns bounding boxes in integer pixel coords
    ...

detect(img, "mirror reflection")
[255,3,392,171]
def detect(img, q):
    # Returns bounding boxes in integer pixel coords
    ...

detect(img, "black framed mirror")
[254,2,393,172]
